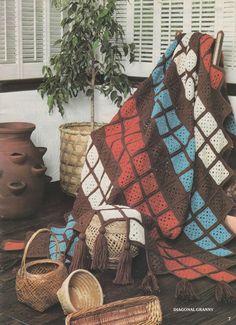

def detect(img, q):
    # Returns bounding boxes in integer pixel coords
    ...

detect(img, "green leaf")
[123,44,128,56]
[92,39,100,51]
[42,65,47,74]
[110,90,117,101]
[100,8,109,18]
[103,30,109,41]
[47,95,54,112]
[130,52,135,63]
[116,96,123,107]
[72,36,78,47]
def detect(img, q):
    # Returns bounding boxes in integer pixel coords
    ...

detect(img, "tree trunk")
[90,66,96,131]
[90,93,95,131]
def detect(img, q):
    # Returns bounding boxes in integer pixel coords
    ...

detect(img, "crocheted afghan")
[51,32,236,302]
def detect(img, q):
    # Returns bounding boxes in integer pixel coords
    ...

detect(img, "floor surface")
[0,182,236,324]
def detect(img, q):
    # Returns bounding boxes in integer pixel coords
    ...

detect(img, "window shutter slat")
[0,0,236,83]
[160,0,184,54]
[22,0,43,63]
[133,0,154,63]
[116,0,128,36]
[221,0,236,83]
[0,0,16,64]
[49,4,62,57]
[119,0,157,77]
[191,0,215,34]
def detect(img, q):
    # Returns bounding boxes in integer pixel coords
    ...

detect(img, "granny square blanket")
[51,32,236,301]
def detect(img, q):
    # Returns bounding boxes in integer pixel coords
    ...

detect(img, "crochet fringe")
[113,243,133,285]
[215,281,236,303]
[91,226,108,271]
[141,271,160,294]
[175,279,199,301]
[69,233,88,273]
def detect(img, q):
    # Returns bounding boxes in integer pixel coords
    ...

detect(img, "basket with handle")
[65,295,162,325]
[15,228,68,312]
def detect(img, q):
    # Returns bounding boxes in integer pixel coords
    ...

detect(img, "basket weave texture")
[15,228,68,312]
[60,122,104,196]
[85,215,139,269]
[57,269,103,315]
[66,295,162,325]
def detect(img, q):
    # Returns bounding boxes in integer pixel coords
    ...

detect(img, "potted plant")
[39,0,135,195]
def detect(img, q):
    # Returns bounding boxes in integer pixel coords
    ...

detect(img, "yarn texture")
[52,33,236,299]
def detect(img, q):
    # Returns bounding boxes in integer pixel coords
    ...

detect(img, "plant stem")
[90,64,96,131]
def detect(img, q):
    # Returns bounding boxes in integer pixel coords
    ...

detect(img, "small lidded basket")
[16,228,68,312]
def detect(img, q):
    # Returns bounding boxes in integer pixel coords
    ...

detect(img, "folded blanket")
[53,32,236,302]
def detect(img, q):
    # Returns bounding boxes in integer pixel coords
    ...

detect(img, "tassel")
[113,243,133,285]
[175,279,199,301]
[69,233,88,273]
[91,226,108,271]
[141,271,160,294]
[215,281,236,303]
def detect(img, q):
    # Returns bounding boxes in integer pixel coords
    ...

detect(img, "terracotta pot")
[0,122,48,220]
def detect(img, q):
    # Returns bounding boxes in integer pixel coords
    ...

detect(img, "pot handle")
[9,152,27,164]
[7,181,27,195]
[31,164,47,176]
[20,228,61,276]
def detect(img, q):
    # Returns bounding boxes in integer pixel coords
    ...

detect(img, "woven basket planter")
[15,228,68,312]
[66,295,162,325]
[60,122,104,196]
[85,215,139,269]
[57,269,103,315]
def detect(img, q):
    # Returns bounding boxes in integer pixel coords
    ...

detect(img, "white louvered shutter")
[160,0,184,55]
[0,0,17,79]
[191,0,215,34]
[0,0,236,82]
[117,0,236,82]
[133,1,154,63]
[215,0,236,83]
[0,0,16,64]
[0,0,63,80]
[21,0,44,78]
[116,0,128,38]
[49,5,63,57]
[22,0,43,63]
[119,0,160,77]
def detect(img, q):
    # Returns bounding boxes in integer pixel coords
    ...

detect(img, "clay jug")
[0,122,49,220]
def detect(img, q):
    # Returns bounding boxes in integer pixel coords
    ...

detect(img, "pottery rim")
[57,269,104,313]
[0,122,36,134]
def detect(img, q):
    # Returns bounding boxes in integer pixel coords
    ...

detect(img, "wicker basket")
[86,215,139,269]
[16,228,68,312]
[57,269,103,315]
[60,122,104,196]
[66,295,162,325]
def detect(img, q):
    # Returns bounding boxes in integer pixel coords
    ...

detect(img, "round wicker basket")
[15,228,68,312]
[60,122,104,196]
[57,269,103,315]
[85,215,139,269]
